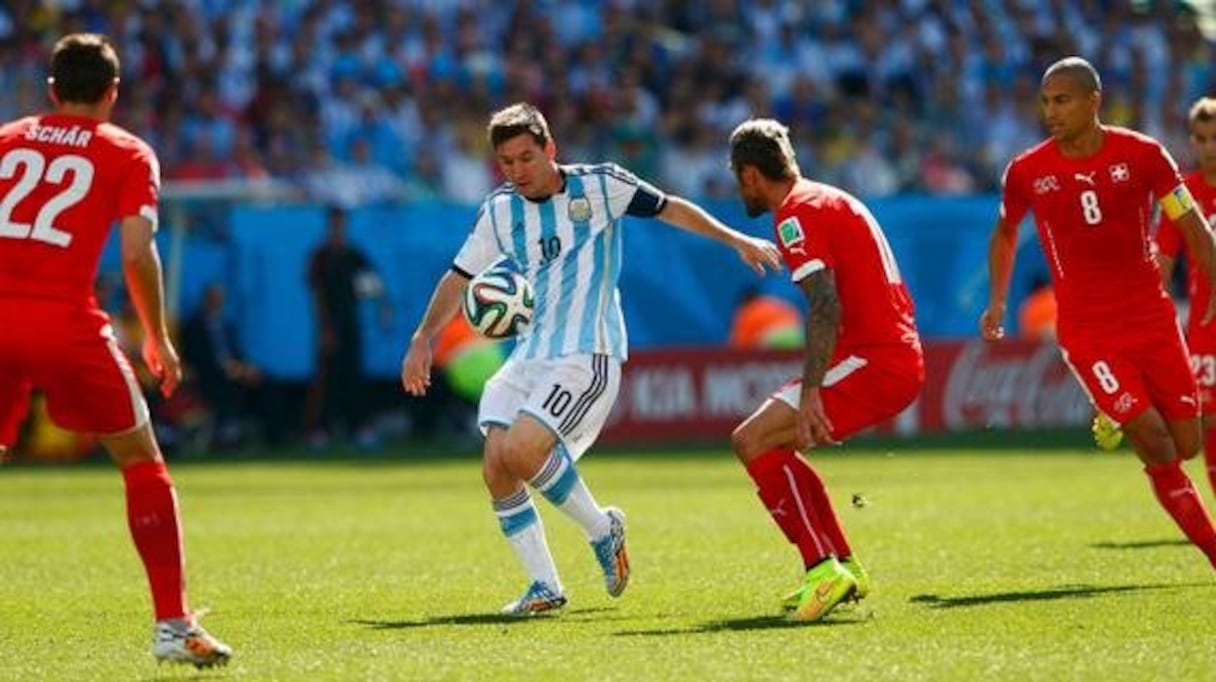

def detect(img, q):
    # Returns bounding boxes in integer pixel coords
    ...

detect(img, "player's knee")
[730,424,762,461]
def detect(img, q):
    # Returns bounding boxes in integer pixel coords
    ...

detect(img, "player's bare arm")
[119,215,180,397]
[796,268,842,447]
[980,218,1020,341]
[1171,207,1216,325]
[1157,251,1178,290]
[656,196,782,274]
[401,269,470,396]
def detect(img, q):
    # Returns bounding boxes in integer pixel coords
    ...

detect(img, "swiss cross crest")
[776,217,805,250]
[1109,163,1130,183]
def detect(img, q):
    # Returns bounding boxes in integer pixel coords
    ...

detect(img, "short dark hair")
[1042,56,1101,93]
[487,102,551,150]
[1189,97,1216,127]
[729,118,799,181]
[49,33,120,104]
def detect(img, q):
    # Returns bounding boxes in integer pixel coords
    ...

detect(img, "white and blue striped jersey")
[453,163,666,361]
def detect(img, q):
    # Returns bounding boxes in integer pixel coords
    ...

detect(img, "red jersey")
[774,179,919,351]
[1000,127,1183,337]
[1155,171,1216,336]
[0,113,159,307]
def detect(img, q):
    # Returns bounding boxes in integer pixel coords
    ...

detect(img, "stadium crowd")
[0,0,1211,204]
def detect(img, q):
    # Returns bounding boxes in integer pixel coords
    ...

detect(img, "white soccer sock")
[493,488,561,591]
[529,447,611,540]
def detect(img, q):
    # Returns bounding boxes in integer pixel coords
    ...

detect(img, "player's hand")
[400,336,433,396]
[142,336,181,397]
[734,236,784,275]
[979,304,1006,341]
[795,386,837,449]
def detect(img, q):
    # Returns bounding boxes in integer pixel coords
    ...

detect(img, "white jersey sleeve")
[452,200,503,275]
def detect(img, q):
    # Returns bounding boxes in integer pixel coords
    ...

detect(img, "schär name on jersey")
[24,124,93,148]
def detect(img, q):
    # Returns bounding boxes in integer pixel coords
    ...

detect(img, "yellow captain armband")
[1160,184,1197,221]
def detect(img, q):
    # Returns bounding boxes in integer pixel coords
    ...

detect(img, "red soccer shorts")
[773,343,924,441]
[0,300,149,446]
[1060,321,1199,424]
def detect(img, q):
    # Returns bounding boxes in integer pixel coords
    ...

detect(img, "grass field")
[0,446,1213,681]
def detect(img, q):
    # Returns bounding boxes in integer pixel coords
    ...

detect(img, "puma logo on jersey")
[1074,172,1096,185]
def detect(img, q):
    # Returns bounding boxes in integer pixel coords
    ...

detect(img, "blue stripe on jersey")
[564,174,594,354]
[487,199,507,256]
[509,195,529,272]
[606,216,626,355]
[537,199,563,358]
[579,173,612,352]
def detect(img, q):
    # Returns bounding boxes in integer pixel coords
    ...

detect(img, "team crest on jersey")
[1033,175,1060,194]
[1109,163,1130,183]
[777,217,805,249]
[568,197,592,223]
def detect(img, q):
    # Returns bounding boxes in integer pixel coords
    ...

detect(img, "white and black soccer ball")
[463,264,534,339]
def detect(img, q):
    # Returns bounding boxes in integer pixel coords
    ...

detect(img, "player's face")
[1192,118,1216,174]
[1040,75,1099,142]
[734,166,768,218]
[495,133,559,199]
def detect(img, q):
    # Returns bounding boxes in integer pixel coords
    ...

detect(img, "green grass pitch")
[0,446,1212,681]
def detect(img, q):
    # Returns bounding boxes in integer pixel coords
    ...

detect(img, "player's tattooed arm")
[798,268,842,387]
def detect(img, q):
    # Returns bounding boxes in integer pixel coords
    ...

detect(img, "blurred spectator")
[1018,275,1058,341]
[180,283,268,449]
[2,2,1209,201]
[729,286,805,350]
[305,206,387,449]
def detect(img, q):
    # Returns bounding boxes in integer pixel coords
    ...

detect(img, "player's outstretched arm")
[656,196,783,274]
[795,269,841,449]
[119,215,180,397]
[980,218,1019,341]
[401,269,469,396]
[1172,209,1216,324]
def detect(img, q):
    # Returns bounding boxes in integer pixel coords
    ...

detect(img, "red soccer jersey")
[1000,127,1183,337]
[774,179,919,351]
[0,113,159,307]
[1155,171,1216,337]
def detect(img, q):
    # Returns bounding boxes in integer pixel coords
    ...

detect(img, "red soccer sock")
[792,451,852,559]
[123,460,188,621]
[746,448,832,569]
[1145,460,1216,568]
[1204,427,1216,501]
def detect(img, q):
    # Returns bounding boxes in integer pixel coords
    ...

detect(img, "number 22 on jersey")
[0,148,94,247]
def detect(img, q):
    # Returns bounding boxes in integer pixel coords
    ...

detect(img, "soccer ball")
[463,264,534,339]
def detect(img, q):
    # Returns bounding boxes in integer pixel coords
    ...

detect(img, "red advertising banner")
[599,340,1092,445]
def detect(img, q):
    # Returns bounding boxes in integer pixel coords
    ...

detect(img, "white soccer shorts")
[478,353,621,461]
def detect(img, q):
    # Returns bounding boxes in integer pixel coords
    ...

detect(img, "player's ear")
[545,138,557,160]
[46,78,59,106]
[105,78,120,104]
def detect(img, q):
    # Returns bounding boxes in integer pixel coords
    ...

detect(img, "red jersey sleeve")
[1142,137,1185,201]
[118,142,160,229]
[998,159,1031,227]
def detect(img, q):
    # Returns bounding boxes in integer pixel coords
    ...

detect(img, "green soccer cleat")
[1092,412,1123,451]
[841,555,871,601]
[788,557,857,622]
[782,555,871,611]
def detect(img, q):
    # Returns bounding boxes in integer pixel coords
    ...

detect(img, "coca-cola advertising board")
[599,340,1092,445]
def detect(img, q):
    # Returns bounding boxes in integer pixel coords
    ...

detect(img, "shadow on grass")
[352,607,616,630]
[615,611,870,637]
[1090,539,1191,550]
[911,581,1210,609]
